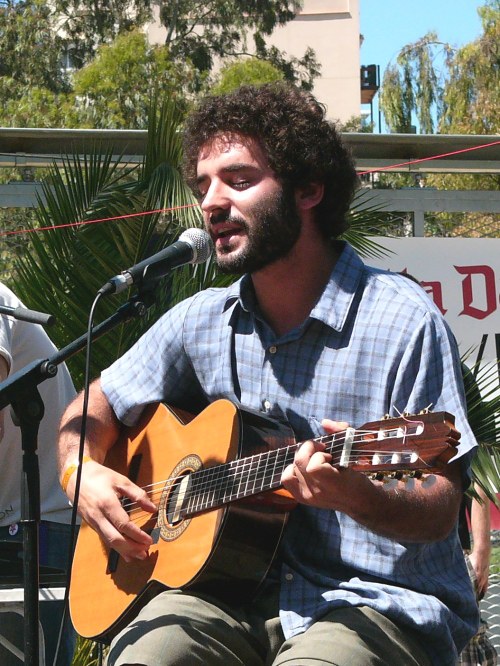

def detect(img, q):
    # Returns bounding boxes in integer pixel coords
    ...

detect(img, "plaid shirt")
[102,242,479,666]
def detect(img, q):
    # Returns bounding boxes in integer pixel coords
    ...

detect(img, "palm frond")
[462,358,500,501]
[342,188,397,258]
[11,95,201,388]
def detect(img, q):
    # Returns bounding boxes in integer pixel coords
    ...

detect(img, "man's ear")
[295,182,324,211]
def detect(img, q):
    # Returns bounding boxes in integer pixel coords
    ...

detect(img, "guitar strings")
[122,439,426,513]
[119,422,436,523]
[122,426,428,517]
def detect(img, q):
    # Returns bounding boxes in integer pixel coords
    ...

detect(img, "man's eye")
[233,180,249,189]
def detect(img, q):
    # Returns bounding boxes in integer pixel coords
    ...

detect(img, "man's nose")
[200,181,230,215]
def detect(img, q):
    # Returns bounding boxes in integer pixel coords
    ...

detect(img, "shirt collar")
[311,242,366,332]
[222,242,366,332]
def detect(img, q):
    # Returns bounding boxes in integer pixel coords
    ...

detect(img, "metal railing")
[480,532,500,653]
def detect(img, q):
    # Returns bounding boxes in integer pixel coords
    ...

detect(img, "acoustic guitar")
[68,399,460,642]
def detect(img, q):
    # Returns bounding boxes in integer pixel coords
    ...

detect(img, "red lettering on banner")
[454,265,497,320]
[420,282,447,315]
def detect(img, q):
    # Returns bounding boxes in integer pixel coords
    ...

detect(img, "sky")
[359,0,485,131]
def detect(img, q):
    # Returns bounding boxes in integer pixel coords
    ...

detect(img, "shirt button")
[285,573,294,581]
[262,399,272,411]
[269,345,277,354]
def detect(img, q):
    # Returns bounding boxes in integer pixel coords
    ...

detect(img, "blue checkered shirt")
[102,242,478,665]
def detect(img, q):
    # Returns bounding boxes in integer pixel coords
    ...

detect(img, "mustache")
[209,212,248,229]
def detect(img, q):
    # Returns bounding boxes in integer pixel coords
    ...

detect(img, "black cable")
[52,290,104,666]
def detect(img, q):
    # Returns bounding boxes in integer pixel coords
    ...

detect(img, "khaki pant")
[107,584,432,666]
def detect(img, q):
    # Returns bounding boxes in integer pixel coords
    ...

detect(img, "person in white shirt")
[0,281,77,666]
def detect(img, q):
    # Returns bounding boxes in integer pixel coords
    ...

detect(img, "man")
[459,363,498,665]
[0,281,77,665]
[458,487,498,666]
[58,83,478,666]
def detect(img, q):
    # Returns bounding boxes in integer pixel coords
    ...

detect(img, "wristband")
[61,456,93,493]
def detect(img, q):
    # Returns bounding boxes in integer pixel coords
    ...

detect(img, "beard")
[213,185,302,275]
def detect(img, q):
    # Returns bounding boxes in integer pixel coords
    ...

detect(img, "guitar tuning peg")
[421,474,437,489]
[382,478,398,491]
[419,407,431,414]
[387,471,404,481]
[382,414,391,420]
[407,470,423,479]
[402,476,416,491]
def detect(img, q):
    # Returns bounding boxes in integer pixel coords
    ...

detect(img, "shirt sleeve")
[389,308,477,486]
[101,296,201,426]
[0,298,15,373]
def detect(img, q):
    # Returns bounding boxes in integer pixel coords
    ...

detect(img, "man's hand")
[281,419,350,509]
[59,379,159,562]
[469,548,490,599]
[281,417,462,543]
[65,460,157,563]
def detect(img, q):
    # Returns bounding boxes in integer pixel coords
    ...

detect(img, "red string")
[0,203,199,237]
[1,139,498,238]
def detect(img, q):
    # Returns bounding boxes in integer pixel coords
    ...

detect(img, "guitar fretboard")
[179,421,424,517]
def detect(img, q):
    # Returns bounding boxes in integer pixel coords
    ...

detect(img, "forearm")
[470,486,491,556]
[58,377,156,561]
[58,377,121,476]
[468,486,491,596]
[283,436,464,543]
[339,465,462,542]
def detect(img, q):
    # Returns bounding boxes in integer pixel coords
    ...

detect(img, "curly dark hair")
[182,82,359,238]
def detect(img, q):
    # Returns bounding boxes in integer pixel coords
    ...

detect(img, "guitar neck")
[179,411,457,518]
[181,422,405,516]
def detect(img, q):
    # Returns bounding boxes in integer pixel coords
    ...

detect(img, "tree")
[440,1,499,135]
[156,0,319,90]
[0,0,73,126]
[52,0,153,69]
[0,80,79,127]
[462,358,500,503]
[53,0,319,89]
[0,0,69,92]
[0,207,36,283]
[379,1,499,136]
[377,1,499,236]
[211,57,284,95]
[72,31,193,128]
[379,30,447,134]
[0,0,76,127]
[0,1,319,128]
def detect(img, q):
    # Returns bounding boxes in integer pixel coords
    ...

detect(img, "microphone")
[0,305,55,327]
[98,228,213,296]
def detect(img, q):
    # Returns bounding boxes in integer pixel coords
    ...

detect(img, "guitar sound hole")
[165,473,191,526]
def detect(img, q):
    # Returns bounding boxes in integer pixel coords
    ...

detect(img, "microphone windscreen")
[179,228,213,264]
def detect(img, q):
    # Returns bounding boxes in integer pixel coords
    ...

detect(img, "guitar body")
[69,400,459,642]
[69,399,296,642]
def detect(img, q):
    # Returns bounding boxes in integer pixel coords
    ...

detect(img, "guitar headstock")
[344,411,460,478]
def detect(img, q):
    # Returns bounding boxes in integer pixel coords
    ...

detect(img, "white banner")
[366,238,500,367]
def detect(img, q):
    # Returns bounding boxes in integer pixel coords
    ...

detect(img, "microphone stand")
[0,291,152,666]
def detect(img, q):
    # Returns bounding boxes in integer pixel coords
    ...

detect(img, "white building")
[145,0,371,125]
[267,0,362,122]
